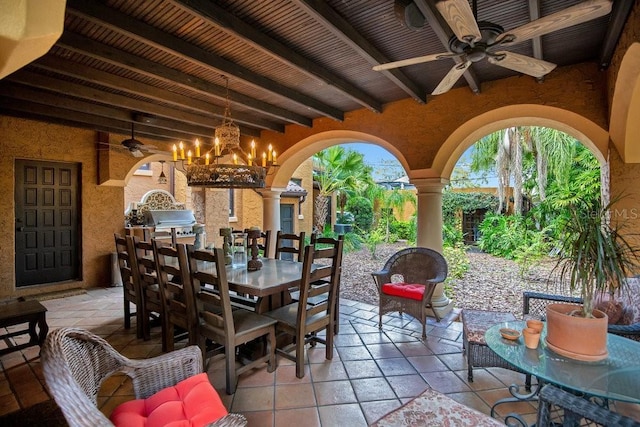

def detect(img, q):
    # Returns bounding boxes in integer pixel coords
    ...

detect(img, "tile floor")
[1,287,638,426]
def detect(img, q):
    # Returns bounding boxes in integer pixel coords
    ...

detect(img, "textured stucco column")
[412,178,454,319]
[258,188,284,256]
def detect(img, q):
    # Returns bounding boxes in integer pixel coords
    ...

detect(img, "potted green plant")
[547,197,640,361]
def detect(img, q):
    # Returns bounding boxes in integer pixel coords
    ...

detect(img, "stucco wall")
[0,116,124,298]
[262,62,608,177]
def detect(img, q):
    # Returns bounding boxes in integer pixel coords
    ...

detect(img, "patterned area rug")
[0,400,67,426]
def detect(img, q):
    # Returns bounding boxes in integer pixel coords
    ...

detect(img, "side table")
[0,300,48,356]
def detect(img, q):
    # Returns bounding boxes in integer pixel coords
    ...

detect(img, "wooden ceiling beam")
[0,82,224,139]
[169,0,382,113]
[413,0,481,94]
[66,0,344,121]
[6,70,261,137]
[294,0,427,104]
[31,55,283,132]
[0,98,180,143]
[528,0,543,60]
[56,31,311,128]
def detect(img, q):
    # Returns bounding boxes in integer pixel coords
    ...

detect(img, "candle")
[195,139,200,158]
[179,141,185,160]
[250,140,256,158]
[262,152,267,167]
[272,151,277,165]
[187,150,192,165]
[172,144,178,162]
[247,154,253,166]
[268,144,273,162]
[214,138,220,157]
[205,153,210,165]
[233,153,238,165]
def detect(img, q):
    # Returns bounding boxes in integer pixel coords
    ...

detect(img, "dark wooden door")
[279,204,295,261]
[15,160,80,287]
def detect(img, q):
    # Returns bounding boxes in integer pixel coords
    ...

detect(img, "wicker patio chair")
[372,247,447,340]
[41,327,246,427]
[524,288,640,341]
[535,384,640,427]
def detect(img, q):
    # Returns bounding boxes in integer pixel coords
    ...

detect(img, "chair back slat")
[187,247,236,340]
[275,230,306,261]
[296,235,344,327]
[153,240,198,350]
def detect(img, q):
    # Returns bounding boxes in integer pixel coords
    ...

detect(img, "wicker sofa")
[523,276,640,341]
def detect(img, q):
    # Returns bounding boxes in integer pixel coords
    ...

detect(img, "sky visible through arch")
[341,142,498,187]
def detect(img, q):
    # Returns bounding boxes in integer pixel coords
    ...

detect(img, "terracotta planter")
[545,303,609,361]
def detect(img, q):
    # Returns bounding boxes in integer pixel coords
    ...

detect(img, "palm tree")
[313,146,372,233]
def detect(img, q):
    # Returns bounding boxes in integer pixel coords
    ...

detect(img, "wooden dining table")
[202,258,308,314]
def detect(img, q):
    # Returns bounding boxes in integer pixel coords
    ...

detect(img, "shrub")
[390,220,415,241]
[442,244,469,298]
[347,196,373,233]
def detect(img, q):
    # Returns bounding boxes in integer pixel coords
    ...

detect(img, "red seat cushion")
[381,283,425,301]
[109,373,228,427]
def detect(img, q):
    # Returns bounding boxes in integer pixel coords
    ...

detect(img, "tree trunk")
[314,195,329,234]
[512,128,523,215]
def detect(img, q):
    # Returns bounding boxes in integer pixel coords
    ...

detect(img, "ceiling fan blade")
[489,52,557,78]
[373,52,454,71]
[432,61,471,95]
[498,0,612,46]
[130,149,145,158]
[435,0,482,44]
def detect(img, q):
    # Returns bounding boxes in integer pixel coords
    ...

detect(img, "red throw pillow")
[381,283,425,301]
[110,373,228,427]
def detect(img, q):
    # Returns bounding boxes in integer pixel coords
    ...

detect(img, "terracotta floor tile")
[366,342,403,358]
[360,398,403,425]
[317,403,368,427]
[385,374,429,398]
[343,359,383,379]
[274,382,316,410]
[337,345,372,361]
[274,407,320,427]
[396,341,434,357]
[313,379,357,406]
[420,370,472,394]
[351,377,396,402]
[406,354,450,373]
[309,361,348,382]
[231,385,275,412]
[240,410,274,427]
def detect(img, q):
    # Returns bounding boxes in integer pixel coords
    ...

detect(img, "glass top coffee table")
[485,320,640,424]
[486,321,640,403]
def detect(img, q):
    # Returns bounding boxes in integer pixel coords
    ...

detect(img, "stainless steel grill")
[143,210,198,244]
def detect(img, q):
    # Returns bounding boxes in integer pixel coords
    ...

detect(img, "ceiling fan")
[97,122,161,157]
[374,0,613,95]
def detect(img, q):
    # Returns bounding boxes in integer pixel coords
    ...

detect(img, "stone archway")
[267,130,410,188]
[610,42,640,163]
[431,104,609,181]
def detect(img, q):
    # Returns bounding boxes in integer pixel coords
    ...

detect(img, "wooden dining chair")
[247,229,272,258]
[127,235,164,344]
[187,246,277,394]
[114,233,141,338]
[265,235,344,378]
[274,230,306,261]
[153,240,199,353]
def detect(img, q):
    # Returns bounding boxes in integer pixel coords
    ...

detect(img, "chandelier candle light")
[172,76,277,188]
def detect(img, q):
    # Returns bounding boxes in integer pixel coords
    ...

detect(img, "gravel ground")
[340,243,570,318]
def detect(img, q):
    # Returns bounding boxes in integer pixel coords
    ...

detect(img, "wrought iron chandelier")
[172,77,277,188]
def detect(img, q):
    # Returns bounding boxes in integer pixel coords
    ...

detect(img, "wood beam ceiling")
[65,0,344,122]
[168,0,383,113]
[294,0,427,104]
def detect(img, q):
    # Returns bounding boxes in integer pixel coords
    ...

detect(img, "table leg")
[491,380,543,427]
[37,313,49,346]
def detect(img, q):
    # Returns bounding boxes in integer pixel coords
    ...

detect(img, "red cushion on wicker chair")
[381,283,425,301]
[109,373,228,427]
